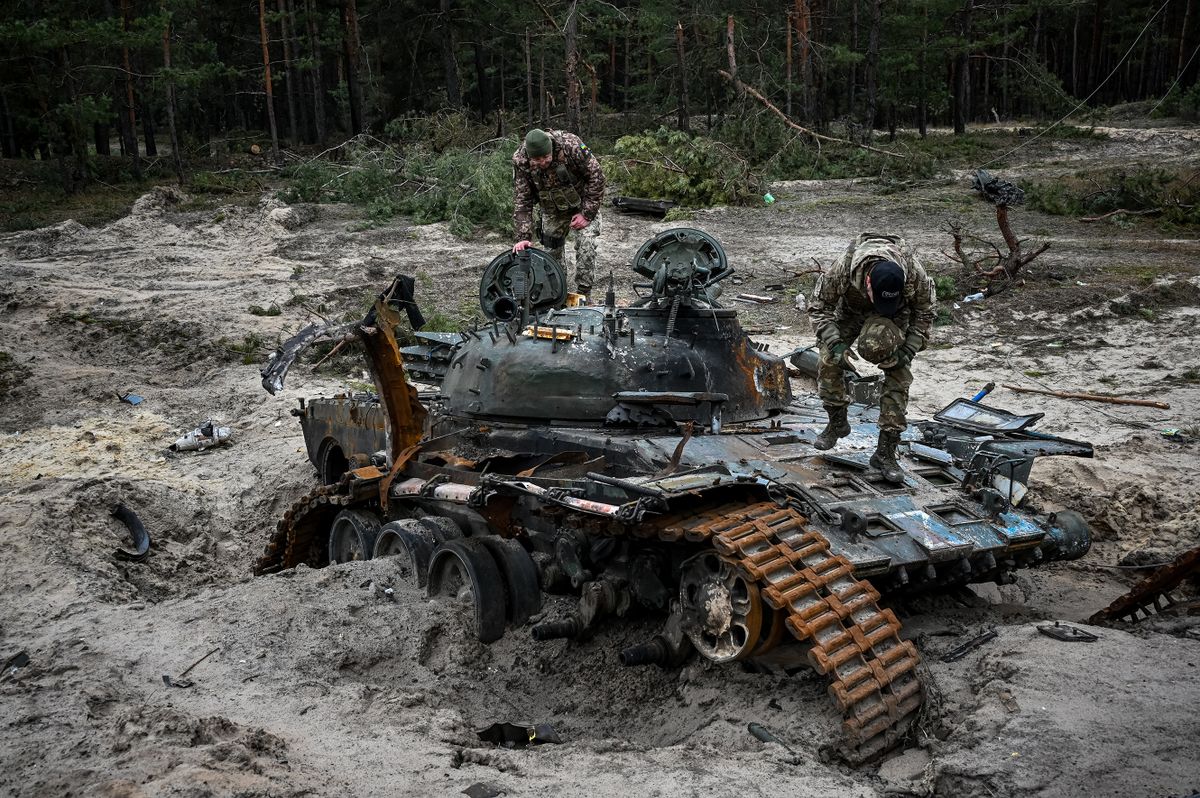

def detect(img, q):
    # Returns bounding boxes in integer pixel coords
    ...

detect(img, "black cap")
[868,260,905,317]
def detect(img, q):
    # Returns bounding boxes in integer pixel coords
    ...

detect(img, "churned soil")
[1,127,1198,798]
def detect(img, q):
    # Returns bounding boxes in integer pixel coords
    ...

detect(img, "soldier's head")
[524,129,553,169]
[865,259,904,317]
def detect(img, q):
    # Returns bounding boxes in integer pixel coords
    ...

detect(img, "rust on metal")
[358,297,427,460]
[1089,544,1200,624]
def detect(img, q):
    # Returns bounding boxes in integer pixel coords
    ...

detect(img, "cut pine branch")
[717,69,905,159]
[1002,384,1170,410]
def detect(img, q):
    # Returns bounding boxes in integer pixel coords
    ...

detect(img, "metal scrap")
[162,646,220,689]
[941,629,999,662]
[476,722,563,748]
[111,504,151,562]
[1037,621,1098,642]
[1089,545,1200,624]
[170,421,232,452]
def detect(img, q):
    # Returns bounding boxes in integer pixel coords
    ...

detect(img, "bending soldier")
[512,128,606,297]
[808,233,936,483]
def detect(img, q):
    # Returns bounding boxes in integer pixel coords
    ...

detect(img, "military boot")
[870,429,905,484]
[813,405,851,451]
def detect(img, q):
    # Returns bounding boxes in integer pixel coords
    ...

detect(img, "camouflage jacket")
[809,233,936,352]
[512,130,606,242]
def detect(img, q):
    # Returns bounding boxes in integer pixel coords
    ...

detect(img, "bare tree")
[258,0,282,163]
[565,0,581,130]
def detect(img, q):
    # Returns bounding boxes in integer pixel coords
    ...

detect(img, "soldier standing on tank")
[512,128,606,297]
[807,233,936,483]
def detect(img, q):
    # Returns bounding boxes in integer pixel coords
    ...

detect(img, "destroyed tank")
[256,228,1093,763]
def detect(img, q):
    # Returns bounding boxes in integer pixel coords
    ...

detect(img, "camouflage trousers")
[817,315,913,433]
[538,208,601,294]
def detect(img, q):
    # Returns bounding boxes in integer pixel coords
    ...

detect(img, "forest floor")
[1,125,1199,798]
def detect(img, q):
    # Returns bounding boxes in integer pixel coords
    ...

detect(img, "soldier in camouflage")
[512,128,606,296]
[808,233,936,483]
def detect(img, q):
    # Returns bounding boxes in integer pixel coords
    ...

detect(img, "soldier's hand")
[513,240,533,253]
[892,344,917,369]
[829,341,851,365]
[569,213,589,230]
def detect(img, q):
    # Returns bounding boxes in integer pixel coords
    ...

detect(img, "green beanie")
[524,129,552,157]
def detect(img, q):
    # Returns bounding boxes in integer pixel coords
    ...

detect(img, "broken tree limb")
[1002,384,1170,410]
[1080,208,1162,222]
[717,69,906,159]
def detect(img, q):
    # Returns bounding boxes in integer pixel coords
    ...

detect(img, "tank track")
[649,501,925,764]
[255,479,352,575]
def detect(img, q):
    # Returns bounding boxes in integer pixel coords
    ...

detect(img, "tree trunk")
[440,0,461,109]
[1,90,18,158]
[341,0,364,133]
[305,0,327,143]
[1180,0,1196,75]
[278,0,299,144]
[796,0,811,120]
[918,0,928,136]
[726,15,738,82]
[953,0,972,136]
[524,28,534,129]
[259,0,282,163]
[622,27,630,114]
[473,39,491,119]
[60,46,87,190]
[497,47,506,137]
[161,3,184,183]
[864,0,880,139]
[786,10,793,118]
[539,51,547,125]
[285,0,310,142]
[93,122,110,156]
[119,0,142,178]
[1088,0,1104,93]
[142,103,158,156]
[675,21,690,132]
[565,0,581,131]
[608,37,616,106]
[847,0,858,116]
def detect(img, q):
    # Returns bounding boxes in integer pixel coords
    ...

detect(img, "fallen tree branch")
[1002,384,1170,410]
[717,70,906,159]
[1080,207,1163,222]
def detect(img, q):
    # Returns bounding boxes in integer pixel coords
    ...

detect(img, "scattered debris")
[116,392,144,406]
[970,382,996,402]
[1001,384,1170,410]
[170,421,233,452]
[733,293,778,305]
[1089,545,1200,625]
[476,722,563,748]
[1037,622,1099,642]
[747,722,798,760]
[162,646,221,689]
[3,650,30,677]
[610,196,677,218]
[940,629,999,662]
[111,504,151,562]
[462,784,504,798]
[793,292,807,313]
[971,169,1026,207]
[963,292,985,303]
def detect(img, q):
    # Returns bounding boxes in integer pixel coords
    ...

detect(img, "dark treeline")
[2,0,1198,190]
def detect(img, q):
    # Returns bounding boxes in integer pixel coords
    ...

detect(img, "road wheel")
[417,515,464,544]
[316,438,349,485]
[478,536,542,626]
[327,509,381,564]
[427,538,507,643]
[372,519,436,586]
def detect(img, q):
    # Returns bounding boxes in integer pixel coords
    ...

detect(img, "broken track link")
[254,479,354,575]
[650,501,925,765]
[1090,544,1200,624]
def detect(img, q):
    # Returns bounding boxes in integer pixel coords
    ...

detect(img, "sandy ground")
[1,129,1199,798]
